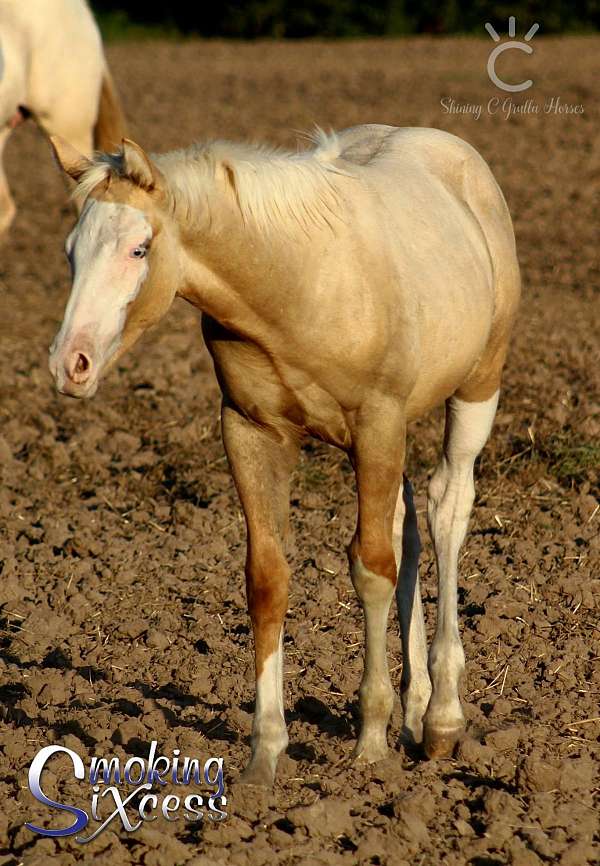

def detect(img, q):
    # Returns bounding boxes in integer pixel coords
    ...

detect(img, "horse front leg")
[349,406,406,763]
[221,400,299,786]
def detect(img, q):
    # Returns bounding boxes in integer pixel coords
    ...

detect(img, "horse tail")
[93,66,126,153]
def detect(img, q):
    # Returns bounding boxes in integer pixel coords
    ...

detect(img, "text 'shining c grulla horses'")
[0,0,126,235]
[49,124,520,786]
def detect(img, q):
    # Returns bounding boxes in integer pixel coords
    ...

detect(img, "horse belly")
[387,197,497,418]
[405,273,495,420]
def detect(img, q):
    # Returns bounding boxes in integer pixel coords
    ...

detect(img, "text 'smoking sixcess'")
[25,741,227,844]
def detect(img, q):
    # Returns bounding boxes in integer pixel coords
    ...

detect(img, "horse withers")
[48,125,520,785]
[0,0,125,235]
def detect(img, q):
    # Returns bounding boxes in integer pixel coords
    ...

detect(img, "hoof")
[352,738,388,765]
[423,723,464,759]
[400,684,431,748]
[238,758,276,787]
[400,711,425,747]
[400,723,423,750]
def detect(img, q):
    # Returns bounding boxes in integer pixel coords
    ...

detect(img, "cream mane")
[76,129,351,233]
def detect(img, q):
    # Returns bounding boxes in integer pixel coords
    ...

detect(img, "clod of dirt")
[0,434,13,463]
[287,797,354,836]
[508,837,544,866]
[484,726,523,750]
[517,751,598,794]
[146,628,170,650]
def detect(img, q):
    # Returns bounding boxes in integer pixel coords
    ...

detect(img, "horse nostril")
[75,353,90,375]
[66,351,93,384]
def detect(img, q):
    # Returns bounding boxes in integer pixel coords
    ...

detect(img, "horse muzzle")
[49,342,100,399]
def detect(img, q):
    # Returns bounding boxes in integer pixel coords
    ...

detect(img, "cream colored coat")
[49,125,520,784]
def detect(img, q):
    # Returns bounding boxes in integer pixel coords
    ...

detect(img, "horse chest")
[204,325,352,449]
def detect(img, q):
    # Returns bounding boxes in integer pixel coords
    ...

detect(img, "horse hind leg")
[0,126,16,236]
[393,475,431,746]
[423,390,499,758]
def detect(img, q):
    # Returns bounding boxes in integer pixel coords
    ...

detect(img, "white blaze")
[50,200,152,390]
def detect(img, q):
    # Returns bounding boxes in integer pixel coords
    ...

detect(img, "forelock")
[74,152,125,202]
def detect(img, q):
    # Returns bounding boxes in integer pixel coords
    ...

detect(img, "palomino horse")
[49,125,520,785]
[0,0,125,234]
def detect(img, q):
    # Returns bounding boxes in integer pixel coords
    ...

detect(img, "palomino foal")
[49,126,520,785]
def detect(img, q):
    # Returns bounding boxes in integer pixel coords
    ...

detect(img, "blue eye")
[131,246,147,259]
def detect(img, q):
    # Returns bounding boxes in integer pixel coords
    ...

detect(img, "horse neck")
[176,205,307,339]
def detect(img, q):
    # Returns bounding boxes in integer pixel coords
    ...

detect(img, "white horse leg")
[423,391,499,758]
[0,126,16,235]
[393,476,431,746]
[249,629,286,781]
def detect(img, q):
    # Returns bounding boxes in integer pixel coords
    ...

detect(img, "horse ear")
[50,136,92,181]
[121,139,163,191]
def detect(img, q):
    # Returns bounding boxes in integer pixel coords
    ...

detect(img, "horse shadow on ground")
[125,678,239,746]
[2,631,429,766]
[0,639,240,750]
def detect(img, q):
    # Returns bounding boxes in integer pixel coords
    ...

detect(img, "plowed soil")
[1,36,598,866]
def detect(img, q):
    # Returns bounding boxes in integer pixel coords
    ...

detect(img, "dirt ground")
[0,35,598,866]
